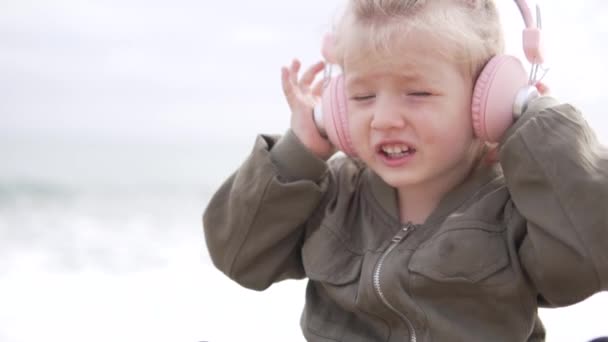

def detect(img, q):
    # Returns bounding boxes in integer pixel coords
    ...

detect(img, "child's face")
[343,27,480,191]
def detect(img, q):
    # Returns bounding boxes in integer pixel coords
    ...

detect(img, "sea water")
[0,139,606,342]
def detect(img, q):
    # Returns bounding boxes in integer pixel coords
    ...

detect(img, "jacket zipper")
[373,223,417,342]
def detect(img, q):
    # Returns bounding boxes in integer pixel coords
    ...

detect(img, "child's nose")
[370,96,406,130]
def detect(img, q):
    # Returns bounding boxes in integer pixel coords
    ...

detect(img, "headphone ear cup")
[321,75,357,156]
[472,55,529,143]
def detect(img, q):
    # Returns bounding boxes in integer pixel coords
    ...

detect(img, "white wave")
[0,245,606,342]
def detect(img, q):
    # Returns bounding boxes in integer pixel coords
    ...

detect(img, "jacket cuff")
[268,129,328,183]
[499,95,561,147]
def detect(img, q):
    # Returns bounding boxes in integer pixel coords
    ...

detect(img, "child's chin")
[378,172,419,189]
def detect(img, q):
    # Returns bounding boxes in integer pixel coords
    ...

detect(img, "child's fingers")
[299,61,325,89]
[535,81,550,95]
[312,78,325,98]
[281,66,295,102]
[290,59,301,86]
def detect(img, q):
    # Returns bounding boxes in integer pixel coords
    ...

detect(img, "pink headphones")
[313,0,545,157]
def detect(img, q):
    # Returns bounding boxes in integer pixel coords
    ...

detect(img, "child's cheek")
[348,112,372,151]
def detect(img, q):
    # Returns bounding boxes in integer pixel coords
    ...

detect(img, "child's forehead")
[343,24,451,64]
[343,39,453,78]
[344,53,427,78]
[343,60,442,89]
[341,25,467,81]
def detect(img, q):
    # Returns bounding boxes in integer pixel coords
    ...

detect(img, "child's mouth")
[380,145,416,159]
[377,143,417,166]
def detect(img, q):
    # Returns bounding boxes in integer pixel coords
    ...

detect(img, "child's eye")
[408,91,432,97]
[351,95,375,101]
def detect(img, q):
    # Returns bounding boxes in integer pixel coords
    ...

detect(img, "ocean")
[1,139,606,342]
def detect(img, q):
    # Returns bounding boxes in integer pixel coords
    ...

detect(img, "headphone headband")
[321,1,544,65]
[515,0,535,28]
[514,0,545,65]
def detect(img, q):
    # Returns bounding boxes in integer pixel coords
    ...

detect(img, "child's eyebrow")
[345,72,427,87]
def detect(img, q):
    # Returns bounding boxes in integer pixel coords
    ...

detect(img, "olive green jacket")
[203,97,608,341]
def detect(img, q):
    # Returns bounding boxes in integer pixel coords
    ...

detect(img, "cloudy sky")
[1,0,607,147]
[1,0,341,146]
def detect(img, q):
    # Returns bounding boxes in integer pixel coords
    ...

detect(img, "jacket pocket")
[302,225,364,341]
[408,223,509,284]
[302,225,362,285]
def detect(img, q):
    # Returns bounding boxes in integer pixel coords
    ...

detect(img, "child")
[203,0,608,341]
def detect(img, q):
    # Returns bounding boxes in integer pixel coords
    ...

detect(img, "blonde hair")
[333,0,505,80]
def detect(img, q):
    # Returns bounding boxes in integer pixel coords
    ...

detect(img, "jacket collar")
[366,163,504,225]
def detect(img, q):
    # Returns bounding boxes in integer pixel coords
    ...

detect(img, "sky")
[1,0,607,147]
[1,0,340,146]
[1,1,608,341]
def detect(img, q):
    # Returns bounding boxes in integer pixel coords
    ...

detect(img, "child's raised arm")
[499,96,608,306]
[203,60,338,290]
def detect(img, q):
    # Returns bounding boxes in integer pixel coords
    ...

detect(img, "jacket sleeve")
[499,96,608,307]
[202,130,331,291]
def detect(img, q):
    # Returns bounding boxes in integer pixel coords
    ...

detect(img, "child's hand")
[281,59,335,160]
[535,81,550,96]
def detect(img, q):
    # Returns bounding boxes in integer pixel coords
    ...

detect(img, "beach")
[1,140,606,341]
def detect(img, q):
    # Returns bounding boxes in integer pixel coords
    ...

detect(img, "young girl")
[203,0,608,340]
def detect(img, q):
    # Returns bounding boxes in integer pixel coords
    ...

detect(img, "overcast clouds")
[0,0,342,144]
[1,0,607,146]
